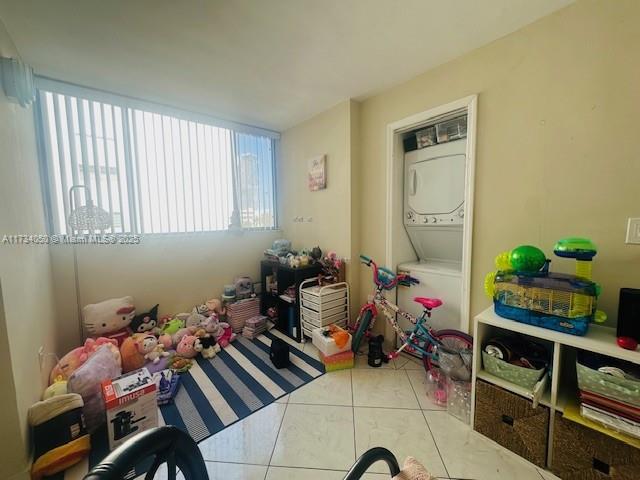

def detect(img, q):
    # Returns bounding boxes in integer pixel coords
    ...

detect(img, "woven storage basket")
[551,413,640,479]
[474,379,549,467]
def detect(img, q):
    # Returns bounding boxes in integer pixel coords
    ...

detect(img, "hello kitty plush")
[176,335,198,359]
[83,296,135,346]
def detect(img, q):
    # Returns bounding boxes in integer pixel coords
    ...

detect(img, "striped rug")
[64,329,324,479]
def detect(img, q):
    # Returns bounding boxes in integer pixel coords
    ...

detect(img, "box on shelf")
[312,326,352,356]
[474,379,549,468]
[320,350,354,372]
[101,368,158,450]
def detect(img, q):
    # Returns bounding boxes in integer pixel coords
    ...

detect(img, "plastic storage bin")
[436,115,467,143]
[482,351,546,390]
[415,126,437,148]
[447,380,471,423]
[312,327,352,356]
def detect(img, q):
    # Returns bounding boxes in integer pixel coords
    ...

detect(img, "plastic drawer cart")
[299,279,350,340]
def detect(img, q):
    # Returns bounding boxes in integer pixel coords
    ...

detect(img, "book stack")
[227,297,260,333]
[242,315,268,339]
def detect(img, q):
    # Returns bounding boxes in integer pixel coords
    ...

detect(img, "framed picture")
[308,155,326,191]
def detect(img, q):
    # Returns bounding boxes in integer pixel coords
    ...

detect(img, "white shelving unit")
[299,280,350,340]
[471,306,640,468]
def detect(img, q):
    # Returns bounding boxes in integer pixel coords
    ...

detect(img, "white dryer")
[404,138,466,261]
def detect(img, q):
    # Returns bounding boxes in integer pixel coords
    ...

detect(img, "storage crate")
[300,280,349,338]
[551,413,640,479]
[474,379,549,467]
[482,351,546,390]
[435,115,467,143]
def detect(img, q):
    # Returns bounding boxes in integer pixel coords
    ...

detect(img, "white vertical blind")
[36,81,278,234]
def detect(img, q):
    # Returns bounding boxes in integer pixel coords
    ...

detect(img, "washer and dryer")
[397,122,468,340]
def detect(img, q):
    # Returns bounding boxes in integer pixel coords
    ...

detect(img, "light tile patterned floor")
[188,350,555,480]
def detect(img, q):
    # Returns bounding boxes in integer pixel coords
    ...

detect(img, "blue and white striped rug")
[64,330,324,479]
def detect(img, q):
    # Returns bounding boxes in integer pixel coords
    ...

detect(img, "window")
[35,78,278,234]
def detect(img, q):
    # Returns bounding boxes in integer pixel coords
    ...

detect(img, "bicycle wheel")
[352,309,373,353]
[423,329,473,376]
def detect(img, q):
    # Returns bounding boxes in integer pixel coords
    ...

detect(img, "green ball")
[510,245,546,273]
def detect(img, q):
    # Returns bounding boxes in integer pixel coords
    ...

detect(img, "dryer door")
[406,153,466,215]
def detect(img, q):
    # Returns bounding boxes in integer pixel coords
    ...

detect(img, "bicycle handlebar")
[359,254,419,290]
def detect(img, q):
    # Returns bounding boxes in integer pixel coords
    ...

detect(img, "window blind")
[35,78,278,234]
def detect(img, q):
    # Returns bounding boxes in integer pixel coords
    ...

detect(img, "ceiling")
[0,0,573,131]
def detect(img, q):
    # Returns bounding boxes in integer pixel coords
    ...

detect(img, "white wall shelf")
[471,306,640,469]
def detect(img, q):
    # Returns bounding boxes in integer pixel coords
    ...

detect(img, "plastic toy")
[617,336,638,351]
[82,296,135,346]
[130,304,160,334]
[486,239,605,336]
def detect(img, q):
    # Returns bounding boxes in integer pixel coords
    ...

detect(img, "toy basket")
[493,271,597,336]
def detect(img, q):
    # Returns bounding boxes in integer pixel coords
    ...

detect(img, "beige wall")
[50,230,279,353]
[358,0,640,330]
[279,100,362,314]
[0,20,58,480]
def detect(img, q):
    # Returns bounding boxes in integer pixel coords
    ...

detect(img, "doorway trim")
[384,95,477,332]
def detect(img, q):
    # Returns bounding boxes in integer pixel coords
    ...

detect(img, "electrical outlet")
[626,218,640,244]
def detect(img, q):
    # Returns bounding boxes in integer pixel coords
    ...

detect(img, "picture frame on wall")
[308,155,326,191]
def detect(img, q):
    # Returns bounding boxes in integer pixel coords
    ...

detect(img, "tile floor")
[174,341,560,480]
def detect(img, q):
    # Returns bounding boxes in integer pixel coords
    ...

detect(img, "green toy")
[509,245,547,273]
[161,318,185,336]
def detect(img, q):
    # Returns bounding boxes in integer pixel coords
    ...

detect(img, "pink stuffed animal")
[176,335,198,358]
[217,324,236,348]
[49,337,120,384]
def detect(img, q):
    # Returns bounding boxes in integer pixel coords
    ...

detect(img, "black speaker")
[617,288,640,342]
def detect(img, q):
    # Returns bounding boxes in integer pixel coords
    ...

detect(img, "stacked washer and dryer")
[397,114,469,348]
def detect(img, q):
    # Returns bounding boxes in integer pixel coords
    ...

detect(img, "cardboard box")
[102,368,158,450]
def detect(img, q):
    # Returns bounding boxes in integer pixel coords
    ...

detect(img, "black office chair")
[84,426,400,480]
[83,426,208,480]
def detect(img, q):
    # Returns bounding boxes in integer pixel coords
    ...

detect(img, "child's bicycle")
[352,255,473,377]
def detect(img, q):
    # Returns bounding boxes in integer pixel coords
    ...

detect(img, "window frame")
[34,76,280,236]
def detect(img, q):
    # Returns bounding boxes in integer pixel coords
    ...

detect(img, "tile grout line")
[264,400,290,480]
[404,368,451,479]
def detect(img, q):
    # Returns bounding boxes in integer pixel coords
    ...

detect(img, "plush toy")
[143,338,169,364]
[43,377,68,399]
[200,315,224,337]
[172,327,194,346]
[195,336,220,359]
[176,335,198,358]
[120,334,148,373]
[193,304,210,317]
[49,337,120,384]
[217,324,236,348]
[67,345,122,431]
[162,318,185,336]
[130,304,160,334]
[205,299,226,317]
[158,333,173,350]
[186,312,207,328]
[83,296,135,346]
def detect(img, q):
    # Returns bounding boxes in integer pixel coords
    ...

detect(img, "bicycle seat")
[414,297,442,310]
